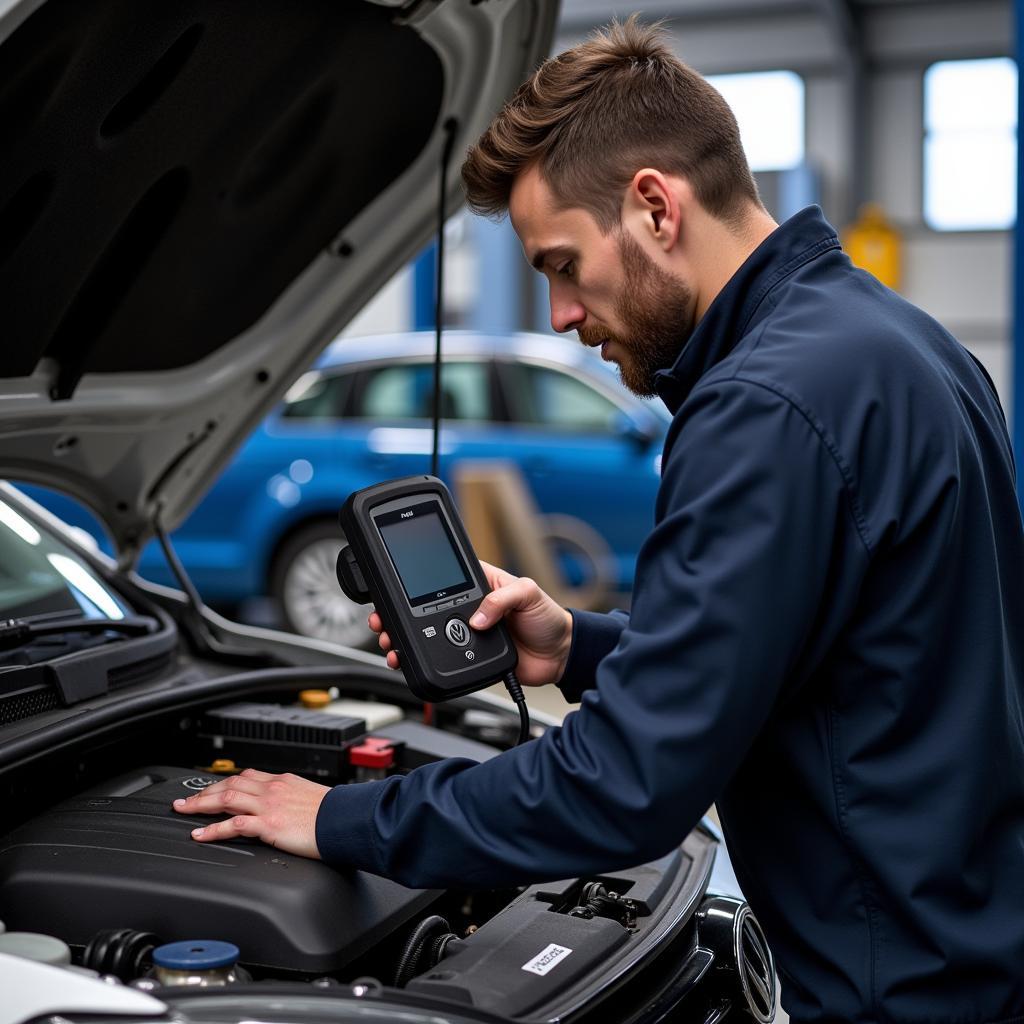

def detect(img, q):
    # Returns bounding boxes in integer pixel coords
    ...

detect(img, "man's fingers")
[192,777,263,798]
[173,771,267,804]
[470,576,537,630]
[480,561,517,590]
[173,786,262,816]
[369,612,399,667]
[190,815,266,844]
[167,770,326,860]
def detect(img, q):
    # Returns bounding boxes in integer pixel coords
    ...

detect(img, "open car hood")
[0,0,557,562]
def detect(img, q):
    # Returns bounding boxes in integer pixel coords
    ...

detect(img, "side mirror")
[612,409,658,449]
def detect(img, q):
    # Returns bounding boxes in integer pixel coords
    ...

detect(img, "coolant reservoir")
[152,940,241,987]
[0,931,72,966]
[298,690,403,730]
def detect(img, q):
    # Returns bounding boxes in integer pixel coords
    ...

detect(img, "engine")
[0,765,437,976]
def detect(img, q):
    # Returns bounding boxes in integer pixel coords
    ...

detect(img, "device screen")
[376,503,471,606]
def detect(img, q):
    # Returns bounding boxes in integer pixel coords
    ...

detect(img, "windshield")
[0,495,131,622]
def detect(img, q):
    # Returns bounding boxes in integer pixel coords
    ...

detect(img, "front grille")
[735,905,776,1022]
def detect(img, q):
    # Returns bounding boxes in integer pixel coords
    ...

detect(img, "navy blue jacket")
[317,207,1024,1023]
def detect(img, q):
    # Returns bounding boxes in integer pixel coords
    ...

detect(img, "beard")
[578,230,695,397]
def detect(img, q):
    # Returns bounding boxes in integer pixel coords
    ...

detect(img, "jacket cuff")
[315,778,393,872]
[557,608,627,703]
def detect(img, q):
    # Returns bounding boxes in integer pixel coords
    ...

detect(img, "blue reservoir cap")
[153,940,239,970]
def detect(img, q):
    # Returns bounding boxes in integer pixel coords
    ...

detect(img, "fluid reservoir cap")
[0,931,72,965]
[349,736,395,769]
[299,689,331,709]
[153,940,239,970]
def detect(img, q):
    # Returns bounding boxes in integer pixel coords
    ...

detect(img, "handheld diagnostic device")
[336,476,519,705]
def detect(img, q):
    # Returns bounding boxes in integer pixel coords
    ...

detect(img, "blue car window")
[355,362,491,421]
[281,371,352,420]
[507,363,621,432]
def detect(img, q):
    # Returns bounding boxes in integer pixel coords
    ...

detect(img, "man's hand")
[172,769,328,859]
[369,561,574,687]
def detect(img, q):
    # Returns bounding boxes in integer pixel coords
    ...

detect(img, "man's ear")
[624,169,684,253]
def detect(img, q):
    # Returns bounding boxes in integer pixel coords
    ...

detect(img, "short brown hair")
[461,16,760,231]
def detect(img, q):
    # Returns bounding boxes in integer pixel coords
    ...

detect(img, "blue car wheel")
[270,520,375,649]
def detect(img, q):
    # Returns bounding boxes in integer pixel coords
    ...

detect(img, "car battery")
[200,703,367,781]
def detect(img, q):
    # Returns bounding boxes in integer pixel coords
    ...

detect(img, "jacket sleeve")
[556,608,630,703]
[316,380,869,889]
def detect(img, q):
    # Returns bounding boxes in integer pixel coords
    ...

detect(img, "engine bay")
[0,569,770,1024]
[0,661,763,1021]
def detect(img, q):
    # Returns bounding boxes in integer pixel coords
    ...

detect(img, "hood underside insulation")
[0,0,443,396]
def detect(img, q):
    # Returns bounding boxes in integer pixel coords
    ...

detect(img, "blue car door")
[134,368,354,600]
[494,357,665,591]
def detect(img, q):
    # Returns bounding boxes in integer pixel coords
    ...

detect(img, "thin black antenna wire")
[431,118,459,478]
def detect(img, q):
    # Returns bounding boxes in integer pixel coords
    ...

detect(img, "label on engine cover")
[521,943,573,976]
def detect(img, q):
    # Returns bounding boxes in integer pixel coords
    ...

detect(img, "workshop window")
[924,57,1018,231]
[706,70,805,172]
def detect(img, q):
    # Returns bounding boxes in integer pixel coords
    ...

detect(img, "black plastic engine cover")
[0,766,438,974]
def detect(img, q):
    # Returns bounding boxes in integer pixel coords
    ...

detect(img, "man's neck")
[693,208,779,323]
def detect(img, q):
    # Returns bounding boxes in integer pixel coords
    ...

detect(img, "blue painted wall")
[413,243,438,330]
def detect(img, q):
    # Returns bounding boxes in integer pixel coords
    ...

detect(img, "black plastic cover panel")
[0,766,438,973]
[0,0,443,385]
[408,902,630,1016]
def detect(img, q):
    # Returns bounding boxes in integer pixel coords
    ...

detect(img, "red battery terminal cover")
[348,736,396,769]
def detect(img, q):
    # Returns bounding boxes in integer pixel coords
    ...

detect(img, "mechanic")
[174,19,1024,1024]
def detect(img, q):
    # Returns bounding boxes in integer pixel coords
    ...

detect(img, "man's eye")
[557,261,575,278]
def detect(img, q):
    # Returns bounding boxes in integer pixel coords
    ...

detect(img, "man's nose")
[550,294,586,334]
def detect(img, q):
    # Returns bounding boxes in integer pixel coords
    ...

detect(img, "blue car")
[25,331,669,647]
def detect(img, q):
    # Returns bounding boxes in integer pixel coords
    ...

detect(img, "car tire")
[270,521,375,650]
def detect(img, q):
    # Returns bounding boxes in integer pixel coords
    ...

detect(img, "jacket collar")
[654,205,842,414]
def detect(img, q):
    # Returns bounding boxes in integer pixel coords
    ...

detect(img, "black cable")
[394,915,454,988]
[431,117,459,479]
[503,669,531,746]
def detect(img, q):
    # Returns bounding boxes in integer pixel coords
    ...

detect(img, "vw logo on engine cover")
[182,776,216,791]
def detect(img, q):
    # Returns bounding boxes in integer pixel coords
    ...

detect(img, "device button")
[444,618,471,647]
[436,600,455,611]
[454,595,471,605]
[422,603,437,614]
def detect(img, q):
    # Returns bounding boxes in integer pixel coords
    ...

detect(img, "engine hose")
[431,931,460,964]
[82,928,160,980]
[393,915,456,988]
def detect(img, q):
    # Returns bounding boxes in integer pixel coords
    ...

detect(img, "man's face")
[509,166,695,397]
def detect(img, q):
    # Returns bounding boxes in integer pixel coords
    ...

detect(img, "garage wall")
[861,2,1014,406]
[349,1,1016,413]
